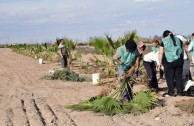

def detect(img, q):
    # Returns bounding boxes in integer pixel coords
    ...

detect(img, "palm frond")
[105,35,115,49]
[92,96,121,115]
[65,102,93,111]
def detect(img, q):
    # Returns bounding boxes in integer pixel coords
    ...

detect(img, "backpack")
[183,80,194,96]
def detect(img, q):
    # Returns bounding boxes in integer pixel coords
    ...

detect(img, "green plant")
[89,36,114,57]
[66,80,158,115]
[47,67,91,82]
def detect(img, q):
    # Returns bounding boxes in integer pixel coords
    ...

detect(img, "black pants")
[143,61,158,89]
[182,59,193,88]
[62,55,68,67]
[163,58,183,96]
[160,69,164,79]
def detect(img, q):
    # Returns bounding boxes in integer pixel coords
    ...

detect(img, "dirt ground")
[1,48,194,126]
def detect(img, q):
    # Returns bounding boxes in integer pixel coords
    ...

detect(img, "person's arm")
[113,50,123,64]
[188,41,193,52]
[134,57,139,72]
[183,43,190,60]
[158,46,164,68]
[59,48,63,58]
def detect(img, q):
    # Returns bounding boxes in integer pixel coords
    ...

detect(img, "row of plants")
[0,44,10,48]
[11,42,60,62]
[10,37,80,63]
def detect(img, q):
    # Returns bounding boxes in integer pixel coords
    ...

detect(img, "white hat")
[176,35,188,42]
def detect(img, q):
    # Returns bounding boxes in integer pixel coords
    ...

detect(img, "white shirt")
[188,40,194,52]
[183,50,188,60]
[143,51,159,65]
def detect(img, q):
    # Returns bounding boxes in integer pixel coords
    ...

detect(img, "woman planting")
[113,39,140,101]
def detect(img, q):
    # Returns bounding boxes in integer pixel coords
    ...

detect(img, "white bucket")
[39,58,43,64]
[92,73,100,85]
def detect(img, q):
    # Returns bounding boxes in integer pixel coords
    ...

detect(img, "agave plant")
[46,67,91,82]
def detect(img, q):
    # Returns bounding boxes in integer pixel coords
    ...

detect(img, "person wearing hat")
[158,30,184,97]
[113,39,140,101]
[58,39,68,67]
[188,33,194,64]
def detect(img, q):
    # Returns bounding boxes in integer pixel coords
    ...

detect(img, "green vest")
[151,46,159,52]
[162,36,182,62]
[118,46,138,71]
[190,39,194,56]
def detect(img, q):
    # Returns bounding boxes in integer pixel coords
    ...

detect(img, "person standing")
[58,39,68,67]
[143,40,161,90]
[158,30,184,97]
[176,35,193,85]
[152,40,165,83]
[113,39,139,101]
[188,33,194,64]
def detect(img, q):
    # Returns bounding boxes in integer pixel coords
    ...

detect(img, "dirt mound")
[176,99,194,115]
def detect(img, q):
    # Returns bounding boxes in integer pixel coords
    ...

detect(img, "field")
[0,48,194,126]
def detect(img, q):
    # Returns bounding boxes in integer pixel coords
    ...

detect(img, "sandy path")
[0,48,194,126]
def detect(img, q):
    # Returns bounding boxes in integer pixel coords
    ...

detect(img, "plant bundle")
[65,79,158,115]
[48,68,91,82]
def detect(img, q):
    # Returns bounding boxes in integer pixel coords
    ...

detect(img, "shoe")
[162,93,172,97]
[175,93,183,97]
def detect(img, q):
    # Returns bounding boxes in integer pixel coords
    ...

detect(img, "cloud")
[134,0,161,3]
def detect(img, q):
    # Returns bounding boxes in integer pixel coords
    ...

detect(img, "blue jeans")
[118,65,133,101]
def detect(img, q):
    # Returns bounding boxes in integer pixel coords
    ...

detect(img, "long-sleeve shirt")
[188,40,194,52]
[143,51,159,65]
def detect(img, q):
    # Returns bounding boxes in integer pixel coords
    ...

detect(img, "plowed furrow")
[52,105,76,126]
[11,99,30,126]
[4,108,14,126]
[25,99,46,126]
[35,99,58,126]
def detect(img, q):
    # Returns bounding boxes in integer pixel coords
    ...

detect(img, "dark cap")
[192,33,194,36]
[125,39,137,52]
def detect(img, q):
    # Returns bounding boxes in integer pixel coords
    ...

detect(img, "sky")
[0,0,193,43]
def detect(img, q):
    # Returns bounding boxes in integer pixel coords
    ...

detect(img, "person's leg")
[175,65,183,95]
[63,55,68,67]
[117,66,129,100]
[143,61,153,88]
[164,64,175,96]
[188,71,193,81]
[151,62,158,89]
[182,59,189,77]
[61,57,64,67]
[123,79,133,101]
[160,69,164,79]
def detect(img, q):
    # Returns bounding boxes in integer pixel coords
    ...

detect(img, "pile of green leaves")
[49,68,91,82]
[65,81,158,115]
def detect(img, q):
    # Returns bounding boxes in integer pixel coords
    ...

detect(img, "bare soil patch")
[1,48,194,126]
[176,99,194,115]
